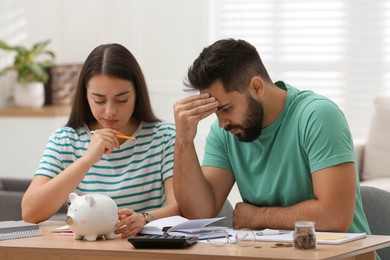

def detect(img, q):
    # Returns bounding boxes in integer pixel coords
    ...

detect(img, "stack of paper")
[51,225,72,234]
[141,215,226,240]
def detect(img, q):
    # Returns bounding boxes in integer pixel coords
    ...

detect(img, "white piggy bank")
[66,192,118,241]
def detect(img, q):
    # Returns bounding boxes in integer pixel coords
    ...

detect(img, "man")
[173,39,370,233]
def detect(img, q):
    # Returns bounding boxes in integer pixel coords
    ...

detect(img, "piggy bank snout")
[65,215,74,225]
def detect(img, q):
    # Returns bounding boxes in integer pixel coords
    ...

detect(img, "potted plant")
[0,39,55,108]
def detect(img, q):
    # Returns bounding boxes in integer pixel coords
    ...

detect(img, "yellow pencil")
[91,131,136,140]
[115,134,136,140]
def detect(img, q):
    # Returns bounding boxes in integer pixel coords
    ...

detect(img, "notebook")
[0,221,41,241]
[254,229,366,245]
[140,215,226,239]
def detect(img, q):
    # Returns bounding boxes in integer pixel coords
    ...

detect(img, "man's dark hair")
[185,39,272,92]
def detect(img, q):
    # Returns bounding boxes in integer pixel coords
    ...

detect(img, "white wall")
[0,0,243,206]
[0,116,68,176]
[20,0,210,122]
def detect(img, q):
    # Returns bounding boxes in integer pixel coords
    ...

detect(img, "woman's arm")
[21,157,94,223]
[22,129,121,223]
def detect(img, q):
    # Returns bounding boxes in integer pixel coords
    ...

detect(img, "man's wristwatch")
[142,212,154,224]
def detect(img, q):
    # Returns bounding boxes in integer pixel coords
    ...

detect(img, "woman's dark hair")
[185,38,272,93]
[66,43,159,128]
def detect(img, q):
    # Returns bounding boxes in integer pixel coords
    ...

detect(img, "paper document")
[203,229,366,245]
[315,232,367,244]
[51,225,72,233]
[256,228,290,236]
[140,215,226,238]
[254,229,366,245]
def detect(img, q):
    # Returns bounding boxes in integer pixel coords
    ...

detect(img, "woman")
[22,43,180,238]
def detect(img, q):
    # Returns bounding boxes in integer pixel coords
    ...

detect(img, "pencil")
[115,134,136,140]
[90,131,136,140]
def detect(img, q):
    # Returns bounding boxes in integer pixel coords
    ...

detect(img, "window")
[210,0,390,140]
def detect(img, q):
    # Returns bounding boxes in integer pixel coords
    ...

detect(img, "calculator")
[128,234,198,249]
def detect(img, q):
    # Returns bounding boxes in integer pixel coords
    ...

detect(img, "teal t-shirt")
[203,81,371,234]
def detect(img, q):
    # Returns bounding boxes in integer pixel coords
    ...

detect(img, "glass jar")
[293,221,316,250]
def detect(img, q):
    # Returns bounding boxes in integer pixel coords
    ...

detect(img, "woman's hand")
[83,129,121,164]
[115,208,147,238]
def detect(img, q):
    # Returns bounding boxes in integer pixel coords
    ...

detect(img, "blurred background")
[0,0,389,204]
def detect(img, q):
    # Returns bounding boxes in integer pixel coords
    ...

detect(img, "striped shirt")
[35,121,175,212]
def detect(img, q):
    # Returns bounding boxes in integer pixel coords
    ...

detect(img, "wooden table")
[0,221,389,260]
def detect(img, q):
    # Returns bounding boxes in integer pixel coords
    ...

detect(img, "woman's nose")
[105,102,117,117]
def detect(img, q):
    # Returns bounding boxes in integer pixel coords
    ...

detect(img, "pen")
[256,230,291,236]
[90,131,136,140]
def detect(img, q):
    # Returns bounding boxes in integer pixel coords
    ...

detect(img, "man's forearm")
[173,140,216,219]
[235,199,353,232]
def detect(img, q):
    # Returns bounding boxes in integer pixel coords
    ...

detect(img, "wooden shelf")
[0,105,71,117]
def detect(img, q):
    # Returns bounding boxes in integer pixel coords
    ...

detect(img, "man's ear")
[248,76,265,98]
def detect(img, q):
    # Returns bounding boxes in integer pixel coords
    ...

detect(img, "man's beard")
[224,94,264,142]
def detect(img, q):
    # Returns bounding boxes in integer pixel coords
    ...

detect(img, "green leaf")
[31,39,51,56]
[0,40,16,51]
[0,39,55,84]
[44,50,56,59]
[38,60,54,68]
